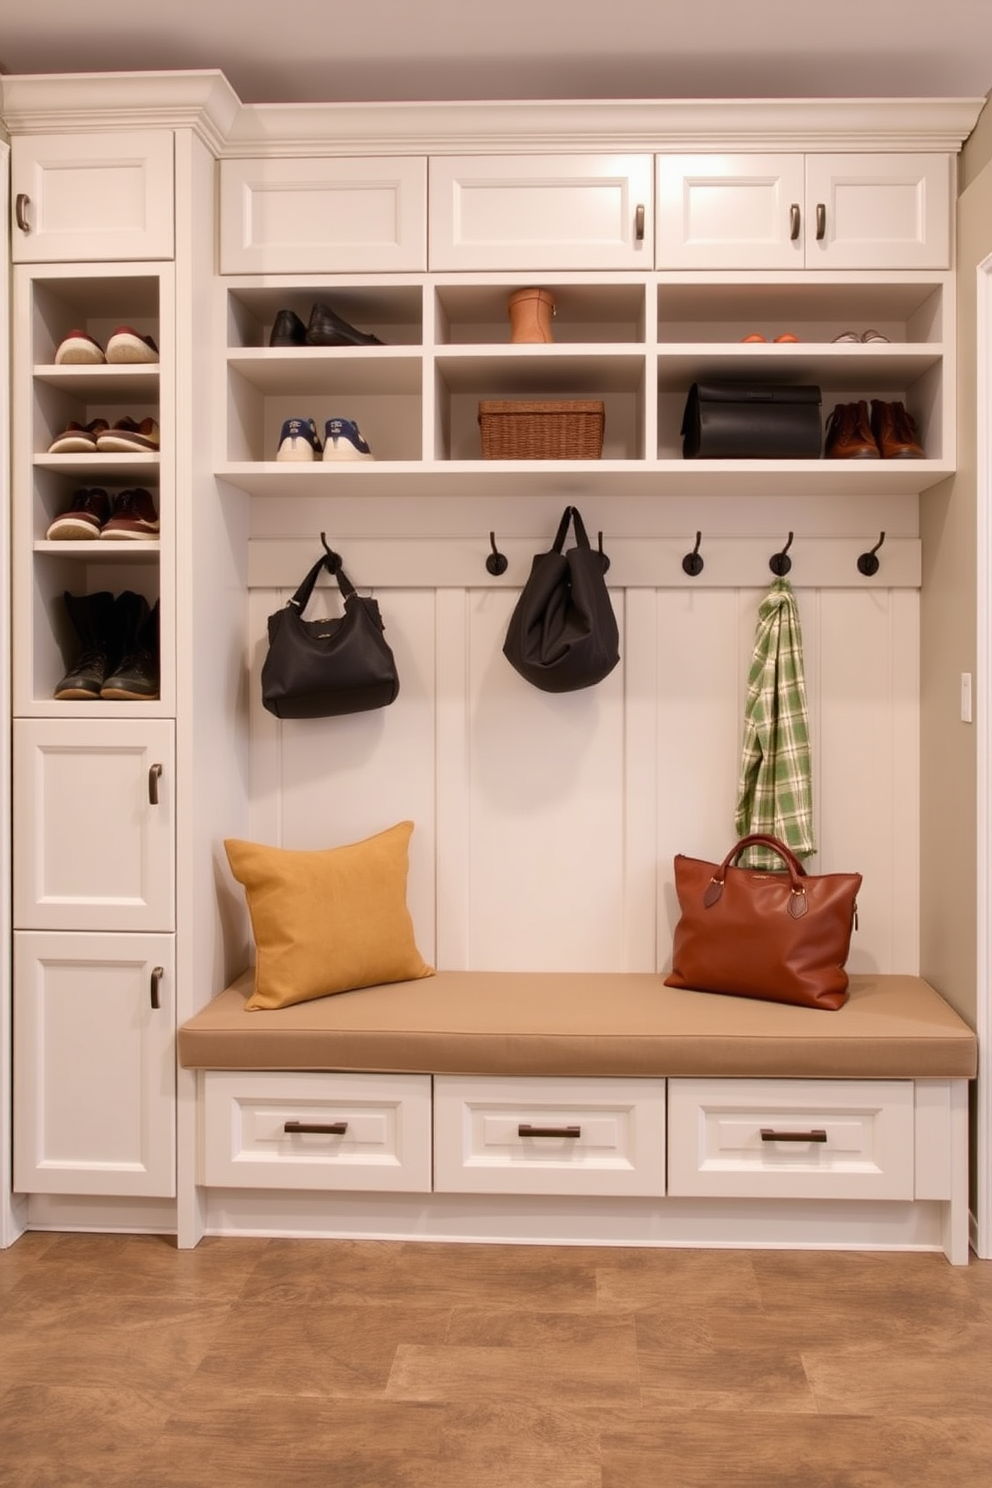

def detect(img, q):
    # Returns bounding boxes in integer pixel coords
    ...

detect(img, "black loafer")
[269,309,308,347]
[305,301,383,347]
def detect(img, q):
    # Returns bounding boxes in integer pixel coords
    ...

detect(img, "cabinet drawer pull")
[284,1120,348,1135]
[518,1123,581,1139]
[816,202,826,241]
[15,193,31,233]
[148,762,163,804]
[760,1127,828,1143]
[634,203,645,242]
[789,202,801,241]
[150,966,164,1010]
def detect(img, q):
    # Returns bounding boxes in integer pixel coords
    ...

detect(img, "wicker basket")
[478,399,605,460]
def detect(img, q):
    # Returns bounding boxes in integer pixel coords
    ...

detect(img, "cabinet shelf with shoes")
[12,261,175,717]
[215,268,952,497]
[222,280,424,468]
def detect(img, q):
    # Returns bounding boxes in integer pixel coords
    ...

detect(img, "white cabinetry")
[11,132,175,263]
[9,164,178,1208]
[657,153,950,270]
[219,156,427,274]
[13,931,176,1197]
[429,155,653,270]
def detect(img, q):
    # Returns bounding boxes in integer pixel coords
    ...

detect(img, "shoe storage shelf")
[215,271,952,500]
[12,263,172,718]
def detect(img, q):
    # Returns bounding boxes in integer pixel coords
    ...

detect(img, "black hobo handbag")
[503,505,620,693]
[261,535,400,719]
[681,381,822,459]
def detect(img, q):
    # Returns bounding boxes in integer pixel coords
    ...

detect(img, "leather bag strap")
[704,834,810,918]
[289,534,358,613]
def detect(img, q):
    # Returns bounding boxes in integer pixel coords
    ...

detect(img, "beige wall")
[919,91,992,1027]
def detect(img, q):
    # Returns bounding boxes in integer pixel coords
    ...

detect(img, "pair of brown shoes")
[824,399,925,459]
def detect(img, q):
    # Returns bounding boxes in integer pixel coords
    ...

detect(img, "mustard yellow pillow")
[224,821,434,1011]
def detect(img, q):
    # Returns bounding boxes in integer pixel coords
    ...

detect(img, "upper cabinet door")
[429,155,653,270]
[805,153,950,270]
[220,157,427,273]
[657,152,951,270]
[11,131,175,263]
[656,154,806,270]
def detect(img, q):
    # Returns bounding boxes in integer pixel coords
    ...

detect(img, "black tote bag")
[502,506,620,693]
[261,536,399,719]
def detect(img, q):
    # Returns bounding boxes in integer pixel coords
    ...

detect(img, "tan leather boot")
[870,399,925,458]
[824,401,879,458]
[507,287,556,343]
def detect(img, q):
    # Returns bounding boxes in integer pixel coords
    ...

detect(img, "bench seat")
[178,969,977,1081]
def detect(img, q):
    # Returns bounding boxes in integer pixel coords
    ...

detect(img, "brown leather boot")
[507,287,556,343]
[824,401,879,458]
[870,399,925,458]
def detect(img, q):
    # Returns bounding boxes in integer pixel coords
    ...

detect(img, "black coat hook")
[597,531,611,574]
[319,531,342,574]
[769,531,794,577]
[857,531,886,577]
[486,531,508,576]
[682,531,704,577]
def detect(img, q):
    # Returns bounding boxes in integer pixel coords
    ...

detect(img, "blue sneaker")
[322,417,375,462]
[276,417,322,462]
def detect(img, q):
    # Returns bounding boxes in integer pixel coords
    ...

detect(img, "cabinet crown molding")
[0,74,984,157]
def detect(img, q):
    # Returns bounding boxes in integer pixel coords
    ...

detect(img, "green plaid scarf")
[734,578,815,868]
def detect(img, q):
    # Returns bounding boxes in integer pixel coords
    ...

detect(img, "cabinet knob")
[148,762,163,804]
[150,966,164,1010]
[816,202,826,241]
[15,193,31,234]
[634,203,645,242]
[789,203,801,241]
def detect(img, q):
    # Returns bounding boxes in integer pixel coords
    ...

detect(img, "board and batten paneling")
[244,581,919,978]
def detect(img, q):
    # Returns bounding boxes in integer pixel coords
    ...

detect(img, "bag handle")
[551,506,609,571]
[704,834,810,919]
[289,533,357,612]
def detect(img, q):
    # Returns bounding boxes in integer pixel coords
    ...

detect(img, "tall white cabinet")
[0,79,987,1253]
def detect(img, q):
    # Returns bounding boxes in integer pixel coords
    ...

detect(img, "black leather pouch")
[681,382,822,459]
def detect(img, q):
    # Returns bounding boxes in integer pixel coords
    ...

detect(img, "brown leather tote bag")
[665,834,862,1011]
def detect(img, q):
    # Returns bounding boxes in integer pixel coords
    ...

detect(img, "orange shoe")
[741,333,766,343]
[774,333,800,343]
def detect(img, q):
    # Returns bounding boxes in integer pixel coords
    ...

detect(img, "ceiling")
[1,0,991,108]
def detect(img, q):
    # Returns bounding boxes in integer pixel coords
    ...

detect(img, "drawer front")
[668,1078,915,1201]
[201,1071,432,1192]
[434,1075,666,1197]
[220,157,427,273]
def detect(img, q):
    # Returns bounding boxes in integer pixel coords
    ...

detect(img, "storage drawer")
[433,1075,665,1197]
[668,1078,915,1201]
[201,1071,432,1192]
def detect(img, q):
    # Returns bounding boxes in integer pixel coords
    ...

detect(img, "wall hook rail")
[769,531,795,576]
[486,531,509,576]
[682,531,704,577]
[857,531,886,577]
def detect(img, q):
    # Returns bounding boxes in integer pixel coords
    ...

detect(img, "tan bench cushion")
[178,970,977,1080]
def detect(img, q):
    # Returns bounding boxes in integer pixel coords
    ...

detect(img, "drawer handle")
[760,1127,828,1143]
[284,1120,348,1135]
[789,202,801,241]
[148,762,163,805]
[634,203,645,242]
[15,193,31,233]
[518,1123,581,1139]
[150,966,164,1010]
[815,202,826,241]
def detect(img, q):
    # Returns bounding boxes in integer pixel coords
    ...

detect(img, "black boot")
[101,594,160,700]
[54,590,118,700]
